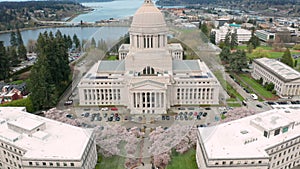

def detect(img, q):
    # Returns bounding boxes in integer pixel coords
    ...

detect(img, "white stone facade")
[196,105,300,169]
[252,58,300,97]
[0,107,97,169]
[211,25,252,44]
[78,0,220,114]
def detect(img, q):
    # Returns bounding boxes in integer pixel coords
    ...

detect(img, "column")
[150,93,152,109]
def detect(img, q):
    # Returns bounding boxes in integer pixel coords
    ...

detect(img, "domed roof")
[130,0,168,34]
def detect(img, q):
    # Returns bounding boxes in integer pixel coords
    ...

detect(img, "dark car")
[256,104,263,108]
[204,107,211,110]
[162,115,165,120]
[203,112,207,117]
[166,116,170,120]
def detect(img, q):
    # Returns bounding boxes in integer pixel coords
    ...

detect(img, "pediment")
[131,80,166,90]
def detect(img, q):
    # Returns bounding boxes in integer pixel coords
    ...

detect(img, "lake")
[0,27,129,47]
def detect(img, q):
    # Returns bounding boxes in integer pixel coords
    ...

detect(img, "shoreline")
[0,25,103,35]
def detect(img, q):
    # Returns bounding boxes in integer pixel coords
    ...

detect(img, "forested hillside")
[156,0,300,6]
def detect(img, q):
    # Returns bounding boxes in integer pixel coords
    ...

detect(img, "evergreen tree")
[8,46,19,67]
[210,31,216,45]
[10,31,17,47]
[230,30,238,49]
[98,39,108,51]
[28,31,71,110]
[219,46,231,63]
[18,44,27,60]
[91,37,96,48]
[0,41,10,81]
[281,48,294,68]
[248,31,260,49]
[201,22,209,37]
[73,34,80,49]
[67,35,72,49]
[16,28,24,46]
[224,31,231,47]
[229,50,247,72]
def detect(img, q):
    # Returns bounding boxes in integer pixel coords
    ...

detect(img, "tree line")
[28,31,72,111]
[0,29,27,81]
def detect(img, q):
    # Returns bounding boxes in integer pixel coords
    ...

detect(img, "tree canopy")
[28,31,71,110]
[281,48,294,68]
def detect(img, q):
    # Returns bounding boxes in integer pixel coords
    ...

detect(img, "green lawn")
[239,74,274,99]
[166,149,198,169]
[227,102,242,107]
[95,155,125,169]
[213,71,244,101]
[107,55,118,60]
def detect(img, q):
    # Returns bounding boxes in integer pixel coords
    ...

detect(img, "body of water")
[0,27,129,47]
[0,0,185,46]
[72,0,144,23]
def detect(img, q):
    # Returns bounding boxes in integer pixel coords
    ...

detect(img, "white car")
[101,107,108,111]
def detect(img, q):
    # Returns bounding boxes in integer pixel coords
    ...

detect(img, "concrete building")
[211,24,252,44]
[255,30,276,42]
[196,105,300,169]
[0,107,97,169]
[252,58,300,97]
[78,0,220,114]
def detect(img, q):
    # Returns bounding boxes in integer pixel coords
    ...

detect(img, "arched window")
[142,66,155,75]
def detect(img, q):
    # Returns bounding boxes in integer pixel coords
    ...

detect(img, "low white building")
[211,24,252,44]
[0,107,97,169]
[252,58,300,97]
[196,105,300,169]
[255,30,276,42]
[78,0,220,114]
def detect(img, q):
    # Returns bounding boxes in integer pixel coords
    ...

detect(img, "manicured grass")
[239,74,274,99]
[213,71,244,101]
[227,102,242,107]
[95,155,125,169]
[107,55,118,60]
[0,97,34,113]
[167,149,198,169]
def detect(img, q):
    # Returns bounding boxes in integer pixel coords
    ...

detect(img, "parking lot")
[66,106,223,130]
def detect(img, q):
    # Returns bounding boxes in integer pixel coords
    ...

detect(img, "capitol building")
[78,0,220,114]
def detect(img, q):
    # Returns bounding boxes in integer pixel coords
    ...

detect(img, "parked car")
[111,107,118,111]
[101,107,108,111]
[203,112,207,117]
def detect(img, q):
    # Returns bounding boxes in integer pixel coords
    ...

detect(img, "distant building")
[211,24,252,44]
[255,30,276,42]
[0,83,26,104]
[252,58,300,97]
[0,107,97,169]
[196,105,300,169]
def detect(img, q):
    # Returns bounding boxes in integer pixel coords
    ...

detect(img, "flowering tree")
[94,124,144,160]
[221,107,257,123]
[43,108,80,126]
[148,125,197,168]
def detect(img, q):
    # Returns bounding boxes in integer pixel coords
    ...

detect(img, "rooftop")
[0,107,93,160]
[254,58,300,82]
[97,60,125,72]
[199,105,300,159]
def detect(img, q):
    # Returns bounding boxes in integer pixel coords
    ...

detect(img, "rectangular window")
[71,163,74,166]
[282,127,288,133]
[264,131,268,137]
[274,129,280,136]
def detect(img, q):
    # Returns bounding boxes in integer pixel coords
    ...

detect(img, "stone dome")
[130,0,168,34]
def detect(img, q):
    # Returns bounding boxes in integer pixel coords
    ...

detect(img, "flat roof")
[0,107,93,160]
[254,58,300,82]
[8,117,45,131]
[173,60,200,71]
[168,43,183,51]
[97,60,125,72]
[199,106,300,159]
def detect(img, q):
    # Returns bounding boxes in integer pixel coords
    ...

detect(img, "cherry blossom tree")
[43,108,80,126]
[221,107,257,123]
